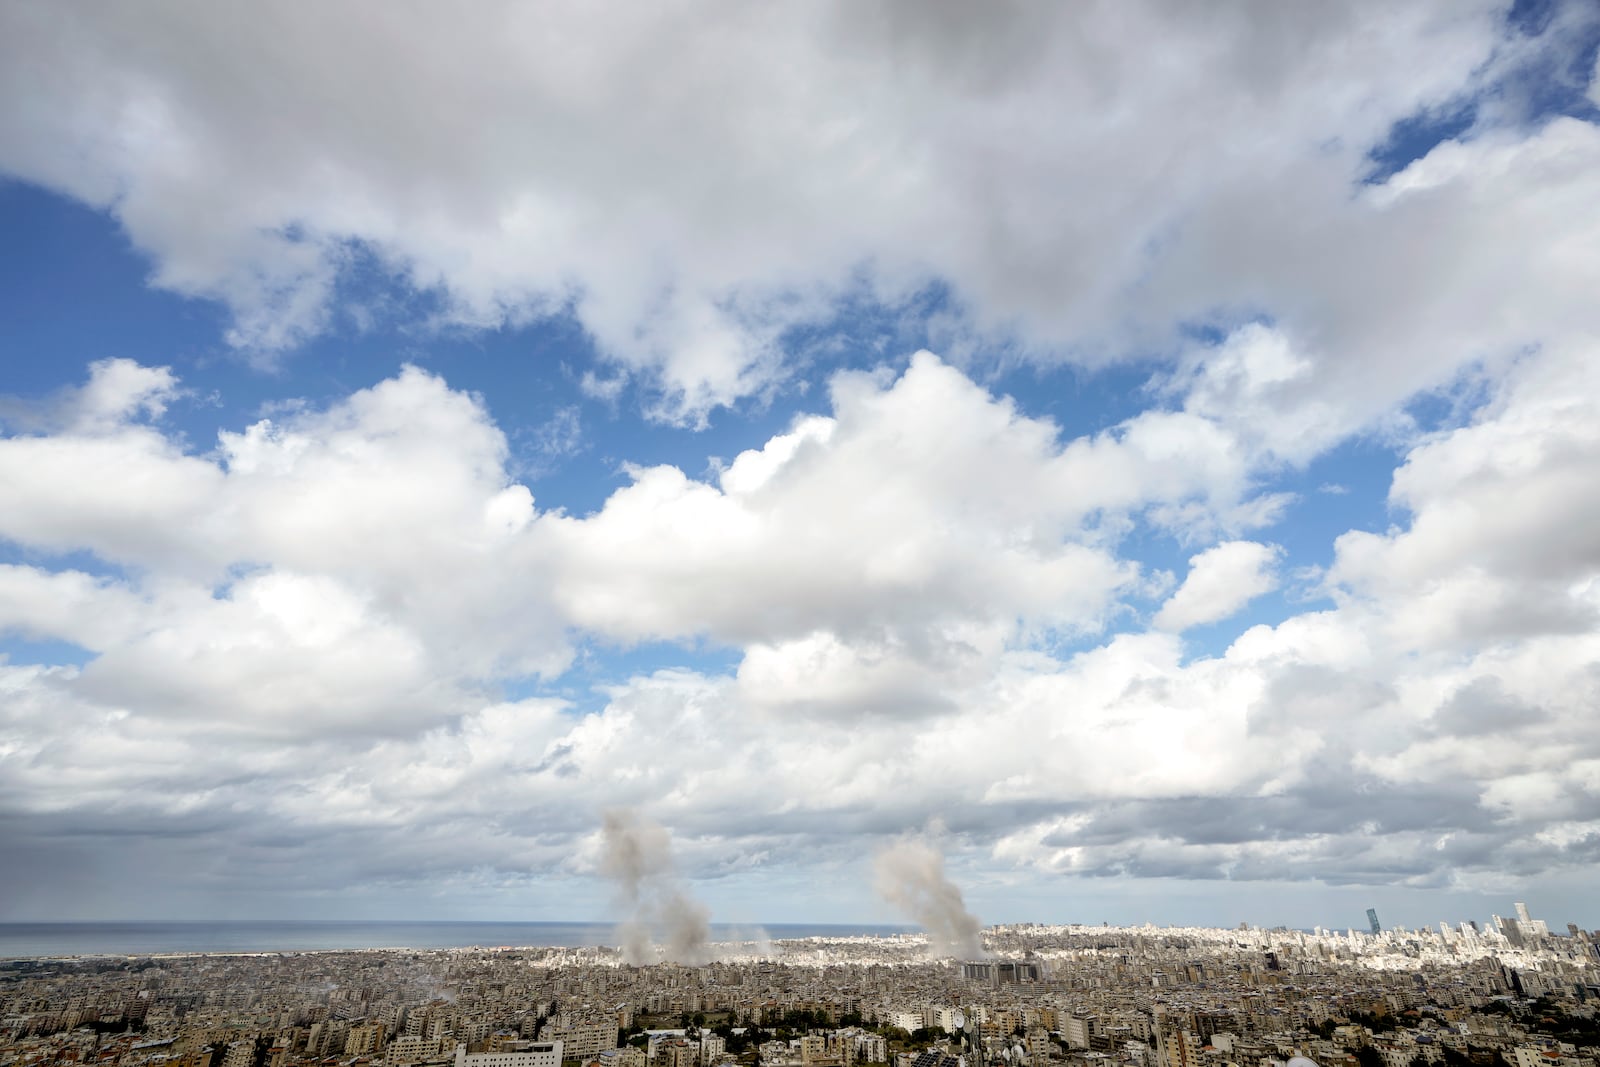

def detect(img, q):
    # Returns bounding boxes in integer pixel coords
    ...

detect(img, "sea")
[0,921,912,960]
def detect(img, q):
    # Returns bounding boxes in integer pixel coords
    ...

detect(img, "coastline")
[0,920,916,962]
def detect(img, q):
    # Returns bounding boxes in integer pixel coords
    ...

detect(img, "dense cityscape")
[5,905,1598,1067]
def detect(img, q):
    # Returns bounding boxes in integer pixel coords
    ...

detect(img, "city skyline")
[5,910,1597,1067]
[0,897,1591,955]
[2,3,1600,925]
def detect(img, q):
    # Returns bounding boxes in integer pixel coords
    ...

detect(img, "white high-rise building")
[1514,902,1550,938]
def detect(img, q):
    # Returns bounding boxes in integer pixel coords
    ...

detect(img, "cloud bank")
[1,0,1598,924]
[1,342,1597,918]
[4,0,1587,425]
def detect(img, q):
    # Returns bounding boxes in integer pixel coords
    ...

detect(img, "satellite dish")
[953,1012,967,1032]
[1287,1057,1319,1067]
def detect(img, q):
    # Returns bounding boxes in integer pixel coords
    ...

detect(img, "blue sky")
[2,0,1600,937]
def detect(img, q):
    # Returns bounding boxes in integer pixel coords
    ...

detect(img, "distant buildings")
[961,961,1042,987]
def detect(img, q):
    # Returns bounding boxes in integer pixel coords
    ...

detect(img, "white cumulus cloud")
[1154,540,1282,632]
[0,0,1533,423]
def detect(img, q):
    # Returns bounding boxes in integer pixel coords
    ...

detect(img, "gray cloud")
[1429,676,1551,738]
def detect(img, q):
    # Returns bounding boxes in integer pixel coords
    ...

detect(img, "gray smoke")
[662,888,711,964]
[721,924,774,960]
[600,808,671,904]
[598,809,711,965]
[873,838,986,959]
[616,919,651,966]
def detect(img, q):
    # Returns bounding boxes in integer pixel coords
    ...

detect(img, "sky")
[1,0,1599,933]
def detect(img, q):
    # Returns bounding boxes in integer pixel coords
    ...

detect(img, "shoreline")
[0,922,922,964]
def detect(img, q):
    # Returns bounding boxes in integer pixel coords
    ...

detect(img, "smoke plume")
[598,808,712,965]
[874,838,986,959]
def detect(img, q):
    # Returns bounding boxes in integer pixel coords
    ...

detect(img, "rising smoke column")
[599,808,668,964]
[598,808,711,965]
[874,838,986,959]
[662,888,712,964]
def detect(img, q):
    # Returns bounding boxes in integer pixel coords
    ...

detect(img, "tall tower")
[1367,908,1381,935]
